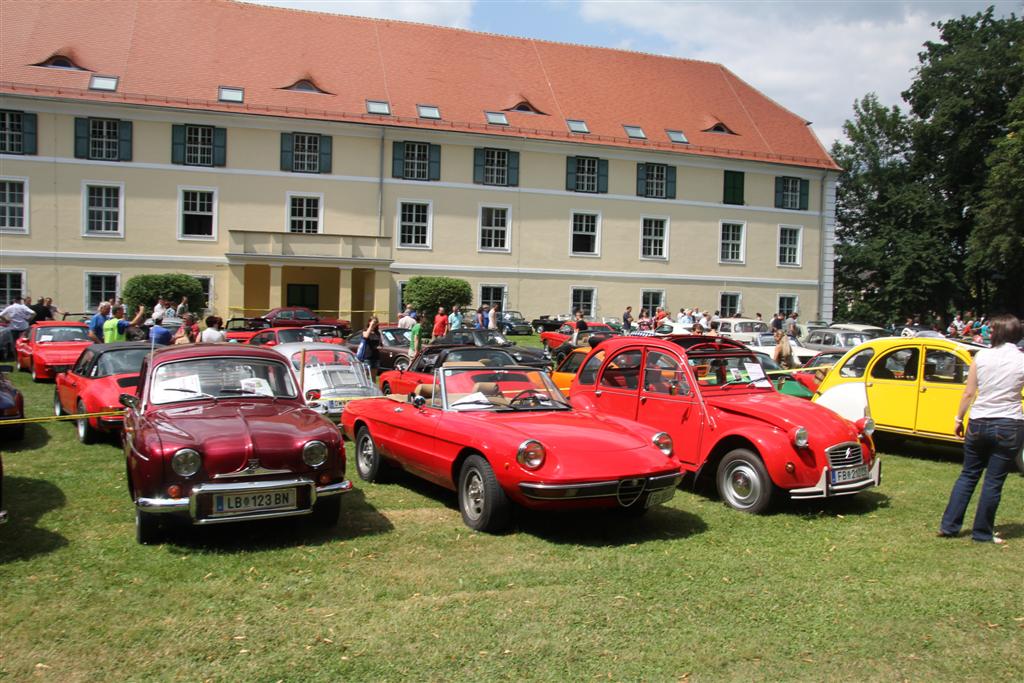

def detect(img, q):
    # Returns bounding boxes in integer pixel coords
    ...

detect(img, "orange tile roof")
[0,0,838,170]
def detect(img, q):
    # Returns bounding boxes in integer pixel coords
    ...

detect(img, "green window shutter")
[597,159,609,193]
[724,170,744,205]
[473,148,485,184]
[117,120,132,161]
[212,127,227,167]
[774,177,784,208]
[392,141,405,178]
[665,166,677,199]
[565,156,577,191]
[171,125,186,164]
[428,144,441,180]
[21,112,37,155]
[507,151,520,187]
[318,134,332,174]
[280,133,293,171]
[635,163,647,196]
[74,117,89,158]
[799,179,810,210]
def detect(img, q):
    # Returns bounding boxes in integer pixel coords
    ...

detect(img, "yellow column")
[227,264,246,318]
[372,269,392,322]
[268,264,283,309]
[338,268,353,321]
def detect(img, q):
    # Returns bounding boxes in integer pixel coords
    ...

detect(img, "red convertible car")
[54,342,150,444]
[16,321,92,381]
[120,344,351,544]
[569,336,880,513]
[224,317,270,343]
[342,364,683,532]
[247,327,321,347]
[539,320,615,351]
[378,346,517,396]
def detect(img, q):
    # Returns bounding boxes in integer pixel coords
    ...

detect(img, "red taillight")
[306,389,321,401]
[167,484,182,498]
[318,473,330,485]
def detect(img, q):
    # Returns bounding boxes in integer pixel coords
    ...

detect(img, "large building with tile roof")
[0,0,839,325]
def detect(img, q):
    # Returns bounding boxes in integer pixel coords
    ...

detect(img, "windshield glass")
[150,357,298,404]
[36,326,89,343]
[295,310,317,320]
[735,322,769,333]
[441,367,568,411]
[381,329,411,346]
[96,348,150,377]
[278,329,319,344]
[687,353,774,391]
[840,334,870,346]
[503,311,525,322]
[484,331,510,345]
[289,348,370,391]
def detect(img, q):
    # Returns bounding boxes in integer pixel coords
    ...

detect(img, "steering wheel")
[509,388,546,406]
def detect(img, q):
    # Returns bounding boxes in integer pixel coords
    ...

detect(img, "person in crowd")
[88,302,111,343]
[485,304,497,330]
[398,307,416,330]
[939,314,1024,544]
[30,297,53,322]
[359,316,383,379]
[0,296,36,341]
[170,315,195,345]
[44,297,62,319]
[755,312,764,322]
[771,312,784,332]
[200,316,226,343]
[448,304,463,332]
[622,306,633,332]
[772,328,795,369]
[901,317,916,337]
[784,312,799,338]
[152,297,167,323]
[149,316,173,345]
[637,309,651,331]
[103,305,145,343]
[571,309,589,345]
[471,307,483,330]
[431,306,448,341]
[711,310,721,323]
[175,296,189,317]
[408,313,423,358]
[654,307,667,324]
[707,320,721,337]
[691,315,706,333]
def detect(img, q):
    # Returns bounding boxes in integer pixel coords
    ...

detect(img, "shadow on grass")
[791,489,892,518]
[159,488,393,552]
[994,522,1024,540]
[874,434,963,464]
[2,423,51,452]
[0,475,68,563]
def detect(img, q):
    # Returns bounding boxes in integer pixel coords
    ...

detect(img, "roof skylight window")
[218,86,244,103]
[285,79,328,94]
[35,55,85,70]
[366,100,391,115]
[666,129,689,144]
[417,104,441,119]
[88,75,118,92]
[566,119,589,134]
[623,125,646,139]
[485,111,509,126]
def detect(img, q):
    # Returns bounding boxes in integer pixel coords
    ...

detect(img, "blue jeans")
[940,418,1023,541]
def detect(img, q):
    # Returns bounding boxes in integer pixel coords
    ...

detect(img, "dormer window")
[485,111,508,126]
[506,100,546,115]
[566,119,589,134]
[218,86,244,103]
[366,100,391,115]
[89,75,118,92]
[705,122,735,135]
[666,130,689,144]
[284,79,328,94]
[417,105,441,120]
[35,55,86,70]
[623,125,646,139]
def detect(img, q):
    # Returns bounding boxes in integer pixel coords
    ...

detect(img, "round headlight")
[170,448,201,477]
[516,440,546,470]
[857,417,876,436]
[792,426,810,449]
[652,432,673,456]
[303,440,328,467]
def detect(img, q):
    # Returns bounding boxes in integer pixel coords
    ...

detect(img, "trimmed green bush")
[402,276,473,317]
[122,274,206,315]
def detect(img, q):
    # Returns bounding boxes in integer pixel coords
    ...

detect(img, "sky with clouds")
[246,0,1020,147]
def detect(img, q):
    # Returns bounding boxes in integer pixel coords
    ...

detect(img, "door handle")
[920,386,927,393]
[393,407,404,413]
[594,390,603,397]
[866,382,873,387]
[640,396,647,404]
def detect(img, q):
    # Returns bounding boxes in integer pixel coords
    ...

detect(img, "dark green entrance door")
[287,284,319,310]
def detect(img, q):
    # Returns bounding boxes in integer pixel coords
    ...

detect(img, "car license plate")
[212,488,296,515]
[831,465,869,484]
[645,486,676,508]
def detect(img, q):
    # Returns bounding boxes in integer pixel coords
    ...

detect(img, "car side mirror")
[116,376,140,388]
[410,394,427,409]
[119,393,140,410]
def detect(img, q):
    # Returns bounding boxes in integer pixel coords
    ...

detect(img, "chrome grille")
[616,478,646,506]
[827,442,863,469]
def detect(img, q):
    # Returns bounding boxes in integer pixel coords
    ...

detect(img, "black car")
[379,345,519,395]
[530,315,568,334]
[434,329,550,369]
[497,311,533,335]
[0,364,25,442]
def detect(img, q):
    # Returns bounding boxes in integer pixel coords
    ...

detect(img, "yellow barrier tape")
[3,410,125,426]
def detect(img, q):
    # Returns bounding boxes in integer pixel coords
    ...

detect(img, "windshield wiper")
[162,387,218,400]
[449,399,509,410]
[720,378,773,390]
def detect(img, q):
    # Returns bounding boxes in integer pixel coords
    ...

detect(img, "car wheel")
[393,356,410,372]
[355,426,383,482]
[76,400,97,445]
[380,381,392,396]
[458,454,511,532]
[30,360,41,383]
[135,507,162,545]
[312,496,341,527]
[716,448,775,514]
[534,324,544,334]
[53,388,66,416]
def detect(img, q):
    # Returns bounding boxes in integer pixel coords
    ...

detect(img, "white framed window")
[567,119,589,134]
[417,104,441,119]
[571,287,596,316]
[185,125,214,166]
[641,289,665,314]
[292,133,321,173]
[287,192,323,234]
[480,284,507,310]
[781,177,801,210]
[570,211,601,257]
[0,270,26,303]
[397,280,409,313]
[89,118,120,160]
[85,272,120,310]
[0,111,24,154]
[403,142,429,181]
[195,275,214,313]
[81,181,124,237]
[485,111,508,126]
[640,215,668,260]
[778,225,803,267]
[483,148,508,186]
[575,156,598,193]
[719,220,745,264]
[644,163,667,198]
[778,294,799,317]
[666,129,689,144]
[0,177,28,234]
[719,291,741,318]
[397,200,432,249]
[366,100,391,115]
[178,186,217,240]
[624,125,646,139]
[478,205,511,253]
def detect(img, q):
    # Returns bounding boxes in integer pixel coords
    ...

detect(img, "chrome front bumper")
[789,458,882,500]
[519,471,682,504]
[136,477,353,524]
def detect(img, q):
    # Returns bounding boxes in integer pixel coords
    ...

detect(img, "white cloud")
[242,0,474,28]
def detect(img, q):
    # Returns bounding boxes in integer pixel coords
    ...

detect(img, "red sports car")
[342,364,683,532]
[540,320,614,350]
[16,321,92,381]
[54,342,151,444]
[120,344,352,544]
[378,346,517,396]
[262,307,350,329]
[247,327,321,347]
[224,317,270,343]
[569,336,880,514]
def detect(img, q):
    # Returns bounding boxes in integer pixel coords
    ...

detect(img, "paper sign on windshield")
[744,362,771,387]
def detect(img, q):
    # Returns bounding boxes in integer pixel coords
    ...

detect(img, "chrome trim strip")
[0,509,8,524]
[211,465,295,480]
[788,458,882,500]
[518,472,682,501]
[194,508,312,525]
[136,497,190,513]
[189,478,315,519]
[316,480,353,497]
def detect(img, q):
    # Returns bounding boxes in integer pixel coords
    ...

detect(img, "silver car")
[803,328,884,351]
[271,342,382,422]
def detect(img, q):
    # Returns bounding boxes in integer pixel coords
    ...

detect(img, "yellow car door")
[915,347,970,439]
[865,345,922,432]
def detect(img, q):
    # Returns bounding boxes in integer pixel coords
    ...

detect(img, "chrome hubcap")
[357,436,374,473]
[463,470,484,520]
[724,463,760,508]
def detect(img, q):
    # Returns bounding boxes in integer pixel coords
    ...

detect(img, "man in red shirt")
[432,306,448,341]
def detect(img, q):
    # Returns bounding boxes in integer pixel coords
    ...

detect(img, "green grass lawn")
[2,361,1023,681]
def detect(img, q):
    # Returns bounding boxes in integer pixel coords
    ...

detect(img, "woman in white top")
[199,316,227,343]
[939,314,1024,544]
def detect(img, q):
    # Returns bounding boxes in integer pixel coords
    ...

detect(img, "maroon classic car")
[120,344,352,544]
